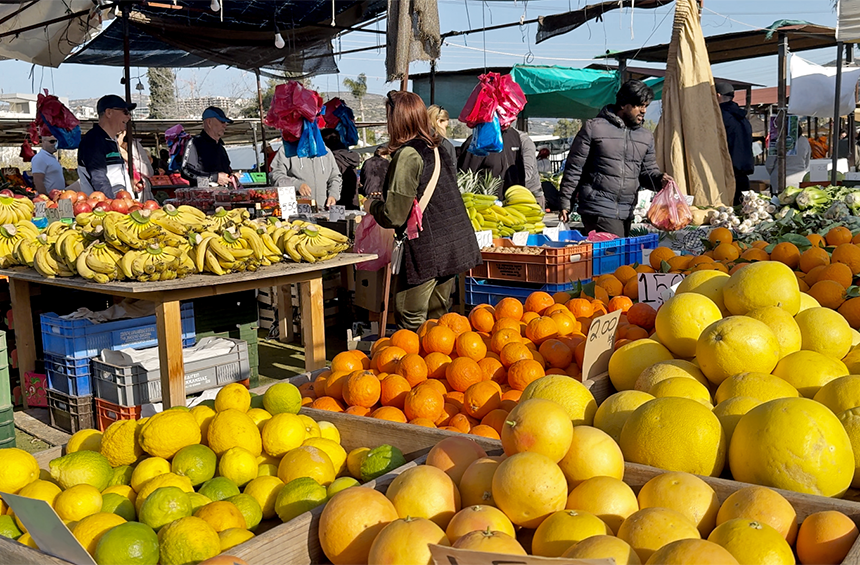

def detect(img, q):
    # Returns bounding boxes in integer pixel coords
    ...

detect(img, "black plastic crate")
[47,388,94,434]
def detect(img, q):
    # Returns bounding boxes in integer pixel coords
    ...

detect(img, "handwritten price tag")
[511,231,530,246]
[637,272,687,307]
[542,225,560,241]
[581,310,621,382]
[277,186,297,217]
[58,199,74,219]
[34,201,46,218]
[329,205,346,221]
[475,230,494,248]
[297,203,314,215]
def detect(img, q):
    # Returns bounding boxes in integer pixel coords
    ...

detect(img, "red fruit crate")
[470,238,592,285]
[95,397,141,431]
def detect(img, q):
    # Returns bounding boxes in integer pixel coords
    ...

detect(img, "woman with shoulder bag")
[364,91,482,330]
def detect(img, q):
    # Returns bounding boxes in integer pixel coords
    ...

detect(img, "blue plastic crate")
[525,230,588,247]
[45,353,92,396]
[465,277,591,306]
[623,233,660,266]
[592,239,626,276]
[40,303,196,360]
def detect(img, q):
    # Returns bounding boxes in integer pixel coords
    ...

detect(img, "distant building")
[0,93,71,119]
[174,96,247,119]
[73,106,97,119]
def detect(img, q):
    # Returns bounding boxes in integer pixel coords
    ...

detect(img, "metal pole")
[848,44,856,171]
[618,57,628,83]
[122,3,134,184]
[430,60,436,105]
[777,32,788,195]
[832,41,844,185]
[251,122,261,172]
[255,69,269,185]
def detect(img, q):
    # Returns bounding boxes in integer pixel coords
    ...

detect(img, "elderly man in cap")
[182,106,235,186]
[77,94,136,197]
[716,81,754,205]
[31,127,65,194]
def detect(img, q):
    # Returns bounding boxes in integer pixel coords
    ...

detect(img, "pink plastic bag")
[265,82,324,142]
[647,180,692,231]
[495,74,527,129]
[586,231,618,242]
[353,215,394,271]
[458,72,527,129]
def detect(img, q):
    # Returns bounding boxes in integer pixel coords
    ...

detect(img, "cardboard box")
[354,269,386,312]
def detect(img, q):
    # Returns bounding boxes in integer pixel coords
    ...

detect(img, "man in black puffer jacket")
[559,80,671,237]
[716,81,754,205]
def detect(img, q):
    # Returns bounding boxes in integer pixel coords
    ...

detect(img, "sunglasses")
[110,108,130,116]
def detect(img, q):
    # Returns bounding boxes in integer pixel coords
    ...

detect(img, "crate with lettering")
[470,238,592,285]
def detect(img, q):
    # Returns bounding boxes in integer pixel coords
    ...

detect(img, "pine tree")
[147,68,176,119]
[343,74,367,145]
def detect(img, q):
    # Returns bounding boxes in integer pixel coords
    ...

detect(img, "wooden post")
[300,278,327,370]
[121,4,135,184]
[430,60,436,105]
[777,32,788,195]
[9,279,34,410]
[155,300,185,408]
[833,41,845,185]
[378,263,393,339]
[277,284,294,343]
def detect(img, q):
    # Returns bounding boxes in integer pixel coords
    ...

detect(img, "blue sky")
[0,0,841,101]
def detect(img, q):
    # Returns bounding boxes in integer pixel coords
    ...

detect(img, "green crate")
[0,404,13,444]
[0,365,10,408]
[192,292,258,334]
[196,323,258,343]
[0,331,6,352]
[249,366,259,389]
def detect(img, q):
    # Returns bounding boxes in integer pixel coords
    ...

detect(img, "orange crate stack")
[470,238,592,285]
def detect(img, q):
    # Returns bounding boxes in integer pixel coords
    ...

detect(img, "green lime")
[326,476,360,499]
[94,521,159,565]
[187,492,212,514]
[263,382,302,415]
[197,476,240,501]
[360,445,406,482]
[166,406,190,412]
[0,515,22,540]
[138,486,191,531]
[226,494,263,531]
[274,477,327,522]
[197,399,216,409]
[171,444,216,486]
[49,450,113,491]
[250,394,265,410]
[108,465,134,487]
[101,493,136,521]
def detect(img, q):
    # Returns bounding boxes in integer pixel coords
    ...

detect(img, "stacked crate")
[194,291,260,387]
[0,333,13,448]
[257,269,343,337]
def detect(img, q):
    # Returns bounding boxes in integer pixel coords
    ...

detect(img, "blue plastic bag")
[282,119,329,158]
[40,113,80,149]
[333,104,359,146]
[468,114,503,156]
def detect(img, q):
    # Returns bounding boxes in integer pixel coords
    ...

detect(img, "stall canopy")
[510,66,621,119]
[838,0,860,43]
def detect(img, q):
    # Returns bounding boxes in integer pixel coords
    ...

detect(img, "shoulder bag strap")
[417,147,440,212]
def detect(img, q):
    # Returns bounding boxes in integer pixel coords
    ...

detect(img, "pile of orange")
[298,292,658,436]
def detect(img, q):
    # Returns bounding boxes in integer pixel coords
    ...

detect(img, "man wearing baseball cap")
[716,81,754,205]
[77,94,136,197]
[181,106,235,186]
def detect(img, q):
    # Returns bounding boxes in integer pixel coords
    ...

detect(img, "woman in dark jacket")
[364,91,481,330]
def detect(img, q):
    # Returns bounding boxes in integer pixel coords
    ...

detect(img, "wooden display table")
[0,253,375,409]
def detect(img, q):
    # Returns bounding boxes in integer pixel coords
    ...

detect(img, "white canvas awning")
[838,0,860,43]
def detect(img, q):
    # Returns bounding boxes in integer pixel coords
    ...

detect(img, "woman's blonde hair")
[427,104,450,138]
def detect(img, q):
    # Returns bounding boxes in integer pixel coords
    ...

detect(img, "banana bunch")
[74,242,126,283]
[0,195,34,225]
[504,185,546,234]
[33,243,75,278]
[75,209,108,232]
[103,210,164,250]
[461,192,498,213]
[192,228,261,276]
[13,233,51,268]
[203,207,249,233]
[150,204,207,236]
[281,222,350,263]
[53,227,91,274]
[0,221,39,268]
[120,244,194,282]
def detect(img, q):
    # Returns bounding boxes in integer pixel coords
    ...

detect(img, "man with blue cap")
[77,94,136,197]
[181,106,235,185]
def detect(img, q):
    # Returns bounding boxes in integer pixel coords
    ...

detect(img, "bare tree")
[343,74,368,145]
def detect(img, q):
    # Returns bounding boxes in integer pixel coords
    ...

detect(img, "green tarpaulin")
[511,64,621,119]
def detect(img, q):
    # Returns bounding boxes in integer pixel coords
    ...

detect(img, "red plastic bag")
[495,74,527,129]
[353,215,394,271]
[264,82,324,142]
[647,180,692,231]
[19,139,35,162]
[37,90,79,130]
[459,73,499,128]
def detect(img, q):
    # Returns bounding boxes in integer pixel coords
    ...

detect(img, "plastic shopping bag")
[495,74,527,129]
[468,115,504,156]
[459,74,499,128]
[282,119,328,159]
[647,179,693,231]
[265,81,324,142]
[353,215,394,271]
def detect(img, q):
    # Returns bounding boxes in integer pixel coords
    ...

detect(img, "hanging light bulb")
[274,21,285,49]
[210,0,220,11]
[135,79,144,92]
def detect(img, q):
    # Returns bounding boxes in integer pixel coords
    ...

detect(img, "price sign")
[637,272,687,307]
[685,195,695,206]
[329,205,346,221]
[642,248,654,267]
[3,493,97,565]
[580,310,622,382]
[277,186,297,217]
[297,203,314,215]
[511,231,530,246]
[46,207,60,223]
[58,199,74,219]
[34,201,46,218]
[475,230,494,248]
[542,225,560,241]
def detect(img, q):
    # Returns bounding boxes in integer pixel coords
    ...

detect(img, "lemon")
[244,475,284,520]
[107,465,134,487]
[713,397,762,445]
[845,349,860,374]
[0,515,22,540]
[799,292,820,311]
[696,317,780,386]
[18,479,62,507]
[100,420,143,467]
[796,307,854,360]
[218,447,258,487]
[772,351,849,398]
[593,391,655,443]
[745,306,802,360]
[194,500,247,532]
[139,410,201,459]
[260,413,306,458]
[520,375,598,426]
[171,444,217,486]
[102,485,136,505]
[346,447,370,480]
[134,473,194,514]
[707,518,795,565]
[637,472,719,537]
[317,421,341,444]
[302,438,348,477]
[131,457,170,492]
[649,377,713,407]
[327,476,360,499]
[94,521,159,565]
[215,382,251,412]
[198,476,240,502]
[247,408,273,430]
[360,445,406,482]
[55,484,103,522]
[66,429,103,453]
[634,360,708,393]
[730,397,854,497]
[814,375,860,415]
[50,450,113,491]
[188,492,212,514]
[263,382,302,415]
[257,453,281,477]
[138,486,192,531]
[101,492,136,521]
[722,261,801,316]
[219,527,255,551]
[17,532,38,549]
[839,407,860,488]
[298,414,321,438]
[532,509,611,557]
[278,445,336,486]
[208,408,262,457]
[655,293,723,358]
[675,270,730,314]
[226,493,263,531]
[157,516,221,565]
[0,448,40,495]
[275,476,328,522]
[714,372,799,404]
[72,512,126,555]
[190,404,217,445]
[609,339,674,391]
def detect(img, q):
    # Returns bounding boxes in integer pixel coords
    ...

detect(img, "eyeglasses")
[45,139,57,144]
[110,108,130,116]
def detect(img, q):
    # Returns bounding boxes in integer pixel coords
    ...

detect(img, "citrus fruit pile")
[0,382,398,565]
[319,402,860,565]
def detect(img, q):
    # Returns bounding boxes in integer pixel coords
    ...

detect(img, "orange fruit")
[478,356,506,384]
[456,331,488,361]
[771,242,801,269]
[449,413,478,433]
[596,275,623,297]
[637,264,657,273]
[650,247,677,269]
[838,298,860,329]
[668,255,694,271]
[492,317,521,334]
[807,280,846,310]
[420,377,448,398]
[538,339,574,369]
[492,452,568,529]
[374,346,407,374]
[319,487,399,564]
[345,405,371,416]
[524,292,556,315]
[311,397,345,412]
[521,311,540,325]
[313,372,331,397]
[709,227,733,246]
[445,357,484,392]
[409,418,437,428]
[403,384,444,421]
[807,233,826,247]
[543,303,570,318]
[741,247,769,262]
[439,312,471,336]
[552,291,572,304]
[370,337,391,356]
[468,305,496,333]
[622,278,639,300]
[614,265,638,285]
[507,359,546,391]
[826,226,853,246]
[380,374,412,409]
[342,370,382,408]
[389,329,420,354]
[624,325,649,341]
[444,391,465,408]
[805,264,827,286]
[489,328,521,354]
[854,233,860,244]
[816,262,853,289]
[463,381,503,419]
[395,353,428,387]
[608,296,633,313]
[425,352,452,380]
[481,409,509,435]
[331,351,369,373]
[832,243,860,275]
[499,342,533,369]
[799,247,830,273]
[494,297,524,321]
[298,381,316,399]
[566,298,594,318]
[627,303,657,330]
[525,316,559,345]
[714,243,740,262]
[550,312,579,336]
[796,510,859,565]
[422,325,456,355]
[436,403,460,427]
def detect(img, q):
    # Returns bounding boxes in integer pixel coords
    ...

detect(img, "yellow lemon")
[317,421,341,444]
[675,270,730,315]
[531,509,611,557]
[814,375,860,415]
[138,486,191,531]
[256,453,281,478]
[649,377,712,407]
[655,293,723,358]
[66,429,103,453]
[247,408,273,430]
[261,413,306,457]
[139,410,201,459]
[707,518,795,565]
[194,500,247,532]
[520,375,597,426]
[712,396,762,445]
[71,512,126,555]
[157,516,220,565]
[714,372,799,404]
[278,446,336,487]
[637,471,719,537]
[102,485,136,505]
[722,261,801,316]
[839,407,860,488]
[262,382,302,415]
[696,317,780,386]
[130,457,170,493]
[634,360,709,393]
[208,408,262,457]
[609,339,674,391]
[100,420,143,467]
[298,415,321,438]
[171,444,217,487]
[218,447,259,487]
[54,484,103,522]
[796,307,853,360]
[190,404,216,445]
[134,473,194,514]
[772,350,849,398]
[0,448,40,494]
[593,390,655,443]
[746,306,802,359]
[243,475,284,520]
[275,476,328,522]
[799,292,820,311]
[302,438,347,477]
[347,447,371,480]
[218,527,254,551]
[215,382,251,412]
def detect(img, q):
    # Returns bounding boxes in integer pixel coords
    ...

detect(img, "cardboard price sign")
[637,272,687,307]
[277,186,297,217]
[329,205,346,221]
[511,231,530,246]
[580,310,621,382]
[475,230,494,248]
[33,201,46,218]
[542,225,560,241]
[429,544,613,565]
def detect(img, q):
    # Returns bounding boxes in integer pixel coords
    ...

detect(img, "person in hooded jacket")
[716,81,754,205]
[558,80,672,237]
[269,134,342,209]
[322,128,361,208]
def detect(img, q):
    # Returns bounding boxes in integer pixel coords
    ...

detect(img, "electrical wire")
[443,39,603,62]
